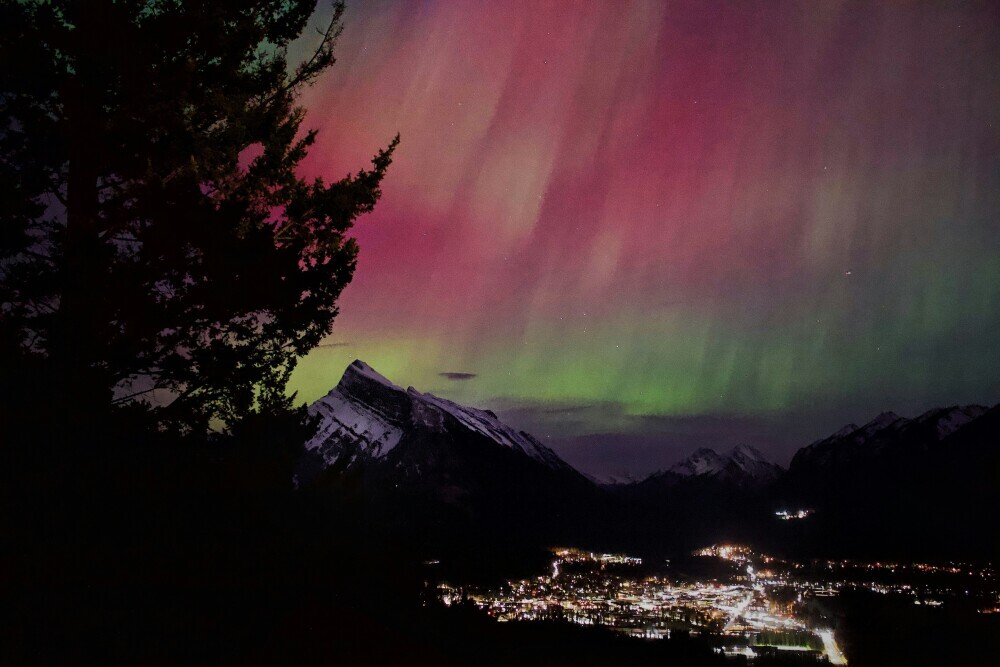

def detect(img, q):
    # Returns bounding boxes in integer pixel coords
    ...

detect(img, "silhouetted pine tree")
[0,1,396,446]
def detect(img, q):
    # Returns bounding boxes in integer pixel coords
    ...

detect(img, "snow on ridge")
[918,405,988,439]
[860,411,903,434]
[727,445,782,477]
[831,423,860,439]
[669,448,725,476]
[304,361,412,465]
[669,445,779,479]
[419,391,558,465]
[730,444,765,461]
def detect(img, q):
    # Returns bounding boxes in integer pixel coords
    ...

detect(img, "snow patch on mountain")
[304,360,410,464]
[416,390,566,468]
[917,405,989,439]
[728,444,777,475]
[306,391,404,462]
[859,411,903,436]
[669,448,725,477]
[830,423,859,439]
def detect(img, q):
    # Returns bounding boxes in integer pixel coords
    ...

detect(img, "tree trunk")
[51,1,114,420]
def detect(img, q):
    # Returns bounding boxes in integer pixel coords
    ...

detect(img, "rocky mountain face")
[297,360,574,485]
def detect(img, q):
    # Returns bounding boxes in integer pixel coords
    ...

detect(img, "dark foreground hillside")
[4,388,998,665]
[1,421,727,666]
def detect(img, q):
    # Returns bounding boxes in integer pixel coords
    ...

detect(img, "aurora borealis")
[289,1,999,476]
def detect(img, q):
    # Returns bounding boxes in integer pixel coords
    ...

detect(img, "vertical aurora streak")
[289,1,999,474]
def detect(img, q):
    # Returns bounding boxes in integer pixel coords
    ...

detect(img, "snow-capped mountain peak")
[663,444,782,484]
[669,448,725,477]
[299,360,576,483]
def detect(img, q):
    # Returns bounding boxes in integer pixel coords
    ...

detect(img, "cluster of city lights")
[434,544,997,664]
[459,546,840,662]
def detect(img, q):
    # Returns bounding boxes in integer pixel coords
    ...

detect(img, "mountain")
[668,447,726,477]
[788,405,988,478]
[298,360,577,483]
[295,361,598,573]
[724,444,785,482]
[642,444,783,488]
[602,445,785,555]
[775,403,999,560]
[616,405,998,559]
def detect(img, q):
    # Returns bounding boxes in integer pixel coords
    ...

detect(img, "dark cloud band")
[440,372,477,381]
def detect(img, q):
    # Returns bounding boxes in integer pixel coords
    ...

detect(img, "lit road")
[818,628,848,665]
[722,591,754,632]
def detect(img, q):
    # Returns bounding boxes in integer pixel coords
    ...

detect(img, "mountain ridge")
[789,404,989,475]
[295,360,999,560]
[300,360,996,494]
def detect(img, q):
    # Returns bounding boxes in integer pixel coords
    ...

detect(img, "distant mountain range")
[298,360,786,491]
[297,360,1000,563]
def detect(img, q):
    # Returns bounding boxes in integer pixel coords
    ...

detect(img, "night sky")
[288,1,999,478]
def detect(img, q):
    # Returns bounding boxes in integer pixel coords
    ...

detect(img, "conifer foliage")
[0,1,397,434]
